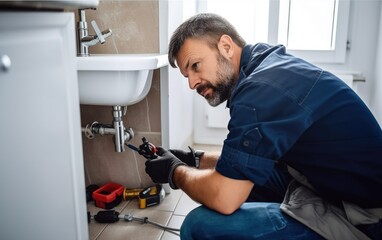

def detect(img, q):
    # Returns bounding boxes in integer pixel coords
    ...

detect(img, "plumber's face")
[177,38,235,106]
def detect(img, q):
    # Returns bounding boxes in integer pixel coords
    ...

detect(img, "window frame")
[197,0,351,64]
[273,0,351,63]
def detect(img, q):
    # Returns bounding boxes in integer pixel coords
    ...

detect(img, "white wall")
[370,2,382,126]
[160,0,195,149]
[319,0,381,108]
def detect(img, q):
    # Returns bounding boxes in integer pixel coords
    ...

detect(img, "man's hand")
[145,147,186,189]
[169,146,196,167]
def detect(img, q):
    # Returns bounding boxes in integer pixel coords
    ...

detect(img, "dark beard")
[204,53,236,107]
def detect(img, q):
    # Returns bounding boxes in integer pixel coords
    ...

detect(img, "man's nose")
[188,72,200,90]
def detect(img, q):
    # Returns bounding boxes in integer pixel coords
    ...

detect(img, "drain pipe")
[113,106,126,152]
[82,106,134,152]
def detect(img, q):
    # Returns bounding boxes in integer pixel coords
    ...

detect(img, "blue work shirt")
[216,43,382,207]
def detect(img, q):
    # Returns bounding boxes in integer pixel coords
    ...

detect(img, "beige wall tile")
[85,0,159,54]
[147,70,162,132]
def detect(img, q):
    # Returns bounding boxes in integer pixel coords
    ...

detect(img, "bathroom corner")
[78,0,161,189]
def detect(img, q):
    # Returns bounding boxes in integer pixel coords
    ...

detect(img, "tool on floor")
[86,184,100,202]
[92,182,124,209]
[123,184,165,209]
[88,210,180,236]
[138,184,165,209]
[127,137,158,159]
[123,188,142,200]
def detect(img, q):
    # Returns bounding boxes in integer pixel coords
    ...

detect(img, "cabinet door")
[0,12,87,240]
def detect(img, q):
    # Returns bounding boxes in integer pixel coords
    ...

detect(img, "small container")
[92,182,124,209]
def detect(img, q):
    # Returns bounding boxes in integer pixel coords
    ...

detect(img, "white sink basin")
[77,54,168,106]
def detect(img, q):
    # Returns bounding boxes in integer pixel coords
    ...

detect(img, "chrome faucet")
[77,9,112,56]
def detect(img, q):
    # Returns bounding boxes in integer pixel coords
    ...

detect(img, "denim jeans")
[180,202,324,240]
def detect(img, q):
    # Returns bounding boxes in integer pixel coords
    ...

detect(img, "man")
[145,13,382,239]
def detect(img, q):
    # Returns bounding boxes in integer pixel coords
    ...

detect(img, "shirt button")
[243,140,250,147]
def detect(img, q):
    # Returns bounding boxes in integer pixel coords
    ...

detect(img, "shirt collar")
[226,44,255,108]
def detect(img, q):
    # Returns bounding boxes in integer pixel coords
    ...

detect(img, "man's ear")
[218,34,234,58]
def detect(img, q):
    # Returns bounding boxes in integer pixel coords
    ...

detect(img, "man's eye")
[192,62,199,70]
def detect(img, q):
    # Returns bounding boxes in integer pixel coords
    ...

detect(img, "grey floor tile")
[88,222,107,240]
[160,215,184,240]
[87,184,199,239]
[173,192,200,216]
[97,205,173,240]
[154,189,183,212]
[87,200,130,240]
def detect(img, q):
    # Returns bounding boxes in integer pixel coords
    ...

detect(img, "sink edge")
[77,54,168,71]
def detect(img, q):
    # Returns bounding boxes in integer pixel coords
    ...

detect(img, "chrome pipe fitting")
[113,106,126,152]
[82,106,134,153]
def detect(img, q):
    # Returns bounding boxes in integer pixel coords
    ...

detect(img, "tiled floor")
[87,189,200,240]
[87,144,221,240]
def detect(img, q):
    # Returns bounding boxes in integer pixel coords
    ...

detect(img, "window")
[197,0,269,44]
[278,0,337,51]
[277,0,350,63]
[197,0,350,63]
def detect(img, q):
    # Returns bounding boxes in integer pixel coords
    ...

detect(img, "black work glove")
[145,147,186,189]
[169,146,196,167]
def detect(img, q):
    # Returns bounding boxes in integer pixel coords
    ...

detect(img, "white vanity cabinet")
[0,12,88,239]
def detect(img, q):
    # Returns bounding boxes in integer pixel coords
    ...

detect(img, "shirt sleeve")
[216,144,278,185]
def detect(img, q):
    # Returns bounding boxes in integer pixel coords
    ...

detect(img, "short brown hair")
[168,13,246,68]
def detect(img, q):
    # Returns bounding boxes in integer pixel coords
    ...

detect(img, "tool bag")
[280,166,382,240]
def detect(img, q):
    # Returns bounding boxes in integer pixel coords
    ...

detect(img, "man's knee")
[180,206,213,239]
